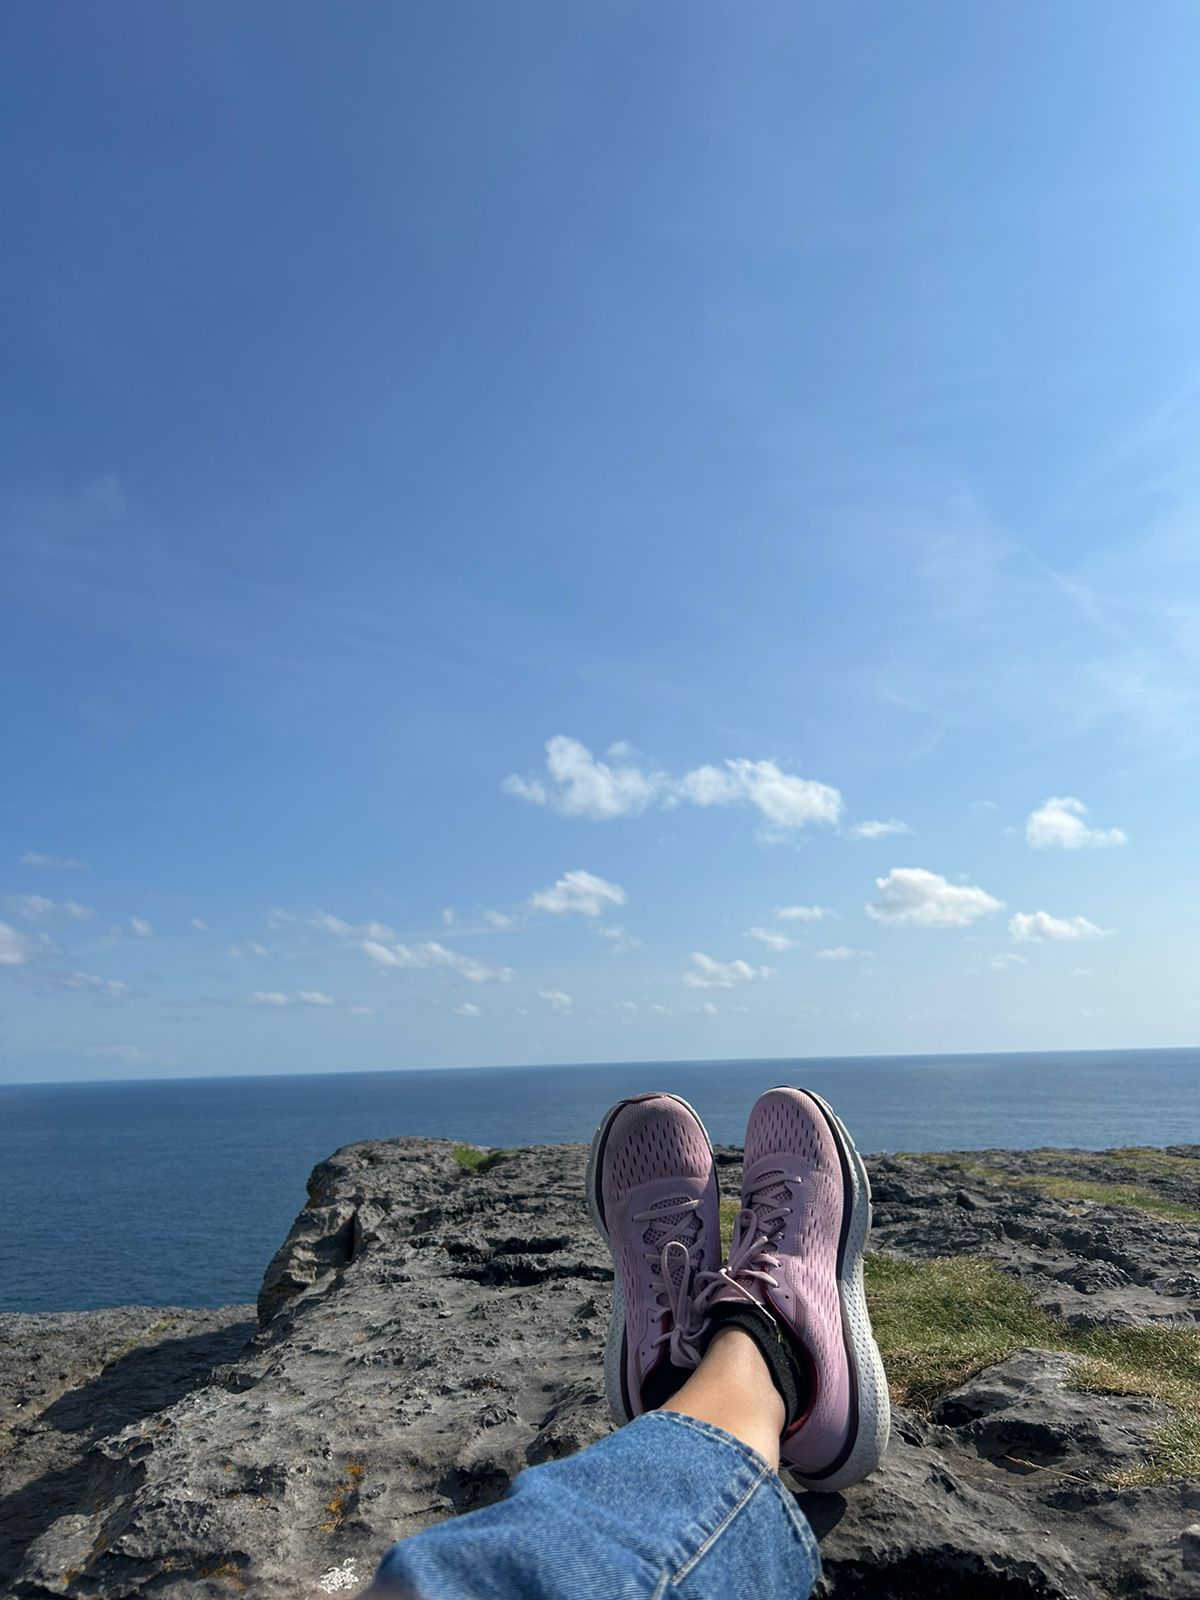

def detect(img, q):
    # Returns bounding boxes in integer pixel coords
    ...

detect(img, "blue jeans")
[369,1410,820,1599]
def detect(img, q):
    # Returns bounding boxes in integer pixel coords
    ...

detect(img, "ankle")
[660,1326,785,1468]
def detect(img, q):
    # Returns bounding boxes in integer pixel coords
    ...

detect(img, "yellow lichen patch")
[320,1462,366,1533]
[197,1562,246,1589]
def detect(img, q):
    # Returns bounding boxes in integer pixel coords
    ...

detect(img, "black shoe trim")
[701,1300,813,1430]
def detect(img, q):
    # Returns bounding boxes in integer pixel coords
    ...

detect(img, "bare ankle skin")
[659,1326,786,1470]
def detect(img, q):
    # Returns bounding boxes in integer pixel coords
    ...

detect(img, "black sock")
[641,1358,694,1412]
[700,1301,813,1430]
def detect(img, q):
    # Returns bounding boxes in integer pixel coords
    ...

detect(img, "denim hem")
[639,1411,822,1577]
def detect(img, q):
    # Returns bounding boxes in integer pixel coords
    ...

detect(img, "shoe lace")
[694,1171,802,1319]
[630,1196,708,1368]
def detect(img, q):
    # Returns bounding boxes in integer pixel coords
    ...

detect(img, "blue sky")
[3,3,1199,1082]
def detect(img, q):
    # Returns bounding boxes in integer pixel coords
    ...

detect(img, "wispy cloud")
[361,939,515,983]
[128,916,154,938]
[250,989,338,1007]
[776,904,833,923]
[867,868,1003,929]
[683,952,775,989]
[537,988,573,1014]
[847,818,911,840]
[269,908,398,941]
[1025,796,1126,850]
[20,851,87,870]
[86,1044,170,1066]
[4,894,93,924]
[1009,911,1110,943]
[598,924,640,953]
[0,920,52,966]
[990,952,1027,971]
[530,869,625,917]
[60,971,129,996]
[505,736,841,830]
[816,946,873,961]
[747,926,795,951]
[191,917,209,931]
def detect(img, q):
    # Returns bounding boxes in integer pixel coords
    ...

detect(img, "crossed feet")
[586,1088,891,1491]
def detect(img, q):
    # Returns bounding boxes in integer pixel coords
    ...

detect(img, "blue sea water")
[2,1048,1197,1314]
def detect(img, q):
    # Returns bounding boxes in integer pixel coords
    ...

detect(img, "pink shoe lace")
[694,1167,806,1321]
[632,1198,709,1367]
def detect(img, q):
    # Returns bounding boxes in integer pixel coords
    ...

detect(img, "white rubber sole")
[585,1092,715,1427]
[783,1089,891,1492]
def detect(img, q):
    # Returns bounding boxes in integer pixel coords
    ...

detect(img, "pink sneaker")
[586,1093,721,1424]
[698,1087,889,1490]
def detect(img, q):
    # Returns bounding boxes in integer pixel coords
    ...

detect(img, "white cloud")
[747,926,795,951]
[816,946,873,961]
[699,1000,720,1017]
[361,939,515,984]
[483,909,515,930]
[598,924,640,953]
[455,1001,481,1017]
[247,988,336,1009]
[648,1002,674,1015]
[20,851,86,869]
[847,818,911,840]
[129,916,154,938]
[968,800,998,815]
[1026,796,1126,850]
[348,1004,375,1016]
[538,988,573,1014]
[191,917,209,931]
[505,737,841,830]
[1071,967,1091,978]
[678,758,842,828]
[530,869,625,918]
[867,868,1004,928]
[776,904,833,923]
[228,941,269,959]
[683,952,775,989]
[4,894,93,924]
[441,907,456,926]
[62,971,129,996]
[618,999,638,1012]
[1009,911,1110,943]
[0,920,50,966]
[504,736,665,819]
[990,953,1028,972]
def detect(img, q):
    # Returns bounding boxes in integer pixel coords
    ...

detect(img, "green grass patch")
[909,1154,1200,1225]
[1101,1146,1200,1179]
[864,1253,1200,1485]
[451,1144,507,1174]
[719,1197,739,1255]
[865,1253,1062,1411]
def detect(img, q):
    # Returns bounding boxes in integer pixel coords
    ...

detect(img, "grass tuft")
[909,1154,1200,1225]
[451,1144,507,1174]
[863,1252,1200,1484]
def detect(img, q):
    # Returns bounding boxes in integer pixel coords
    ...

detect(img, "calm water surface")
[3,1048,1197,1313]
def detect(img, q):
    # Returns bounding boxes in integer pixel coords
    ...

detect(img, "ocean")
[3,1048,1197,1315]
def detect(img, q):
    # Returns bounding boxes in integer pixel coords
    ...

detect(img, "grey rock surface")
[2,1139,1198,1598]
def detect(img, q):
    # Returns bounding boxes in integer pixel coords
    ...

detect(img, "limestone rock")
[2,1139,1198,1598]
